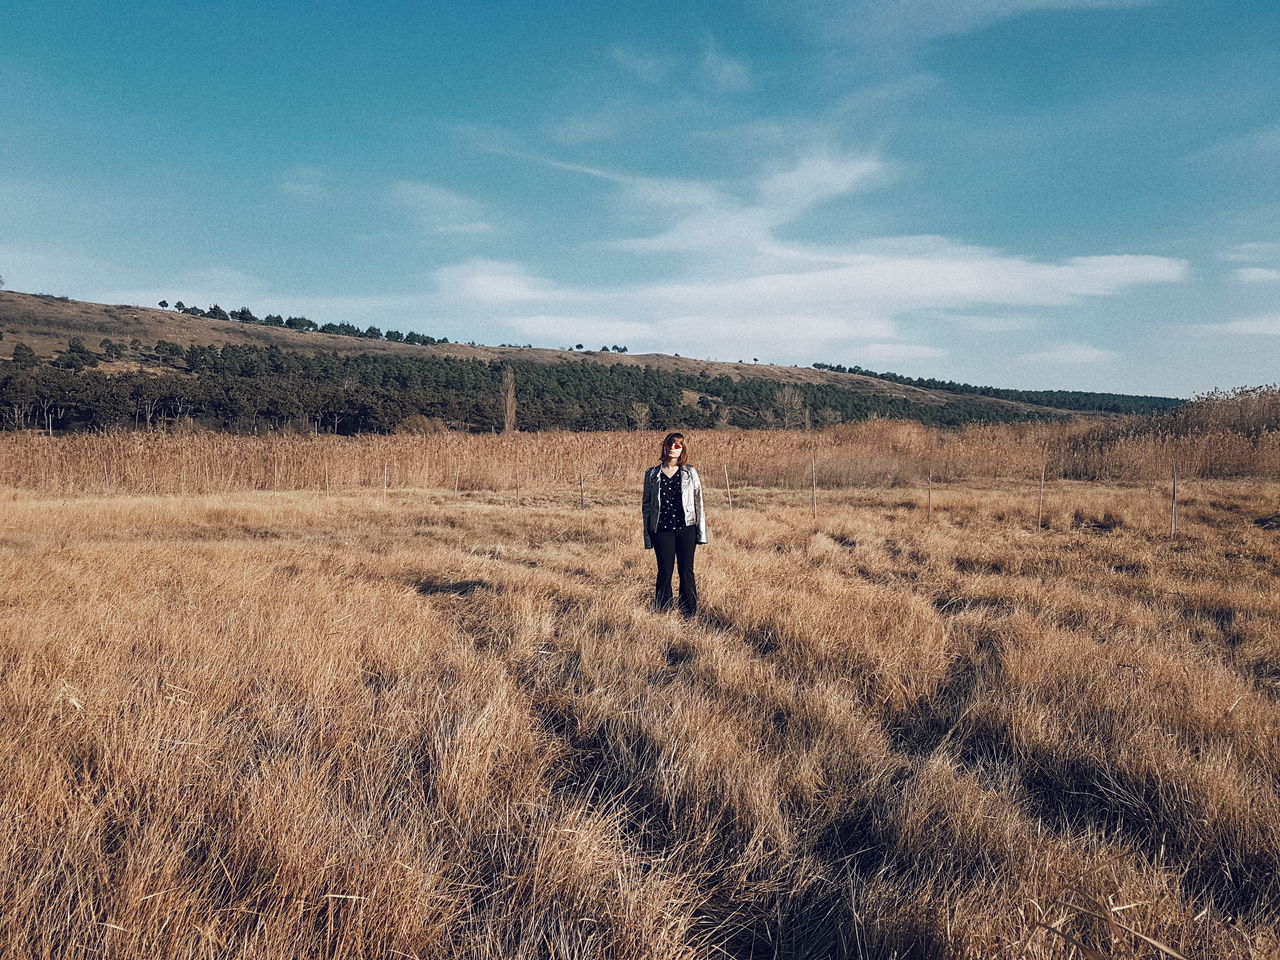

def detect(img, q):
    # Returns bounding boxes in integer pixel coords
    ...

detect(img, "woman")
[641,432,707,616]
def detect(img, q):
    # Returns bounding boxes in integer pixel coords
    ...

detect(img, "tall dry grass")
[2,396,1279,500]
[2,474,1278,958]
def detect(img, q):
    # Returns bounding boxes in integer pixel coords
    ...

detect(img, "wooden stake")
[927,468,934,523]
[811,452,817,522]
[454,466,460,494]
[723,464,733,510]
[579,473,585,509]
[1037,461,1046,531]
[1170,455,1178,537]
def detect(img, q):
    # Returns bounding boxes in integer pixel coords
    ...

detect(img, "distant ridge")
[0,290,1182,434]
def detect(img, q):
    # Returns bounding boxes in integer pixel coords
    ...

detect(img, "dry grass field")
[2,425,1279,958]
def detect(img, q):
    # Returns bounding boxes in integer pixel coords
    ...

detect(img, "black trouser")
[652,524,698,615]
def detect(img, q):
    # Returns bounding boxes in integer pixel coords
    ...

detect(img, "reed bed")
[2,475,1278,958]
[2,412,1278,498]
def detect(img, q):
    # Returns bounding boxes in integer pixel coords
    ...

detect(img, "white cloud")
[429,149,1186,362]
[700,36,749,92]
[547,113,622,145]
[775,0,1157,45]
[1199,315,1280,336]
[610,46,672,84]
[0,241,109,295]
[1199,125,1280,167]
[913,311,1035,332]
[1234,267,1280,283]
[426,241,1181,364]
[757,150,886,219]
[485,150,730,211]
[854,343,948,363]
[390,180,493,235]
[280,165,327,199]
[1020,342,1117,364]
[433,260,586,304]
[1219,241,1280,263]
[691,76,938,161]
[179,266,263,292]
[506,314,656,344]
[606,148,884,258]
[94,267,268,312]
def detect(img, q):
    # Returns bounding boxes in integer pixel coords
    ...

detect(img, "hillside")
[0,290,1180,433]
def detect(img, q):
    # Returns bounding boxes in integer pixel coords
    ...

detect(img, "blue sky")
[2,0,1277,396]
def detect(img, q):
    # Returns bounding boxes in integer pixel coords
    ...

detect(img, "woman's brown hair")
[660,432,688,467]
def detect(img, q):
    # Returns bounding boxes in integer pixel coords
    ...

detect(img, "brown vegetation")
[2,400,1277,499]
[1,423,1278,958]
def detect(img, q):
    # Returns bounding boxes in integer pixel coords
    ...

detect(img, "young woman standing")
[641,432,707,616]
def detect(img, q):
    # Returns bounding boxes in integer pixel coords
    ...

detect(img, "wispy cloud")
[426,241,1182,362]
[1198,125,1280,168]
[757,150,886,219]
[855,343,948,363]
[95,266,268,312]
[605,148,886,258]
[489,148,729,210]
[913,311,1036,332]
[610,46,673,84]
[390,181,493,235]
[700,36,749,92]
[1234,267,1280,283]
[506,313,656,345]
[1219,241,1280,263]
[433,260,587,304]
[1019,342,1117,364]
[1218,242,1280,282]
[453,149,1186,361]
[0,241,110,295]
[691,75,937,157]
[773,0,1158,46]
[1198,315,1280,336]
[546,113,622,145]
[279,165,327,199]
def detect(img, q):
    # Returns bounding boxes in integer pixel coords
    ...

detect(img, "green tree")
[11,342,39,369]
[54,337,100,372]
[155,340,185,361]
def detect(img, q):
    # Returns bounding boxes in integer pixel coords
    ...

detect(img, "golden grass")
[2,468,1278,958]
[2,414,1278,501]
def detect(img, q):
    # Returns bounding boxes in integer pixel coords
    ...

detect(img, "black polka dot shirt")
[657,468,687,532]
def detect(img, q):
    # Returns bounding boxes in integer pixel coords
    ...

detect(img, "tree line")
[156,300,452,346]
[811,362,1182,414]
[154,301,633,354]
[2,337,1074,434]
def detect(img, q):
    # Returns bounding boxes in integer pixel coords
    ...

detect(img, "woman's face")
[665,438,683,458]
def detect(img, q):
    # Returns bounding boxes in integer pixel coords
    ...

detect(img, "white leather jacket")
[642,464,708,549]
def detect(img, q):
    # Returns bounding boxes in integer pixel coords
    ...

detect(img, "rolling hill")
[0,289,1182,433]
